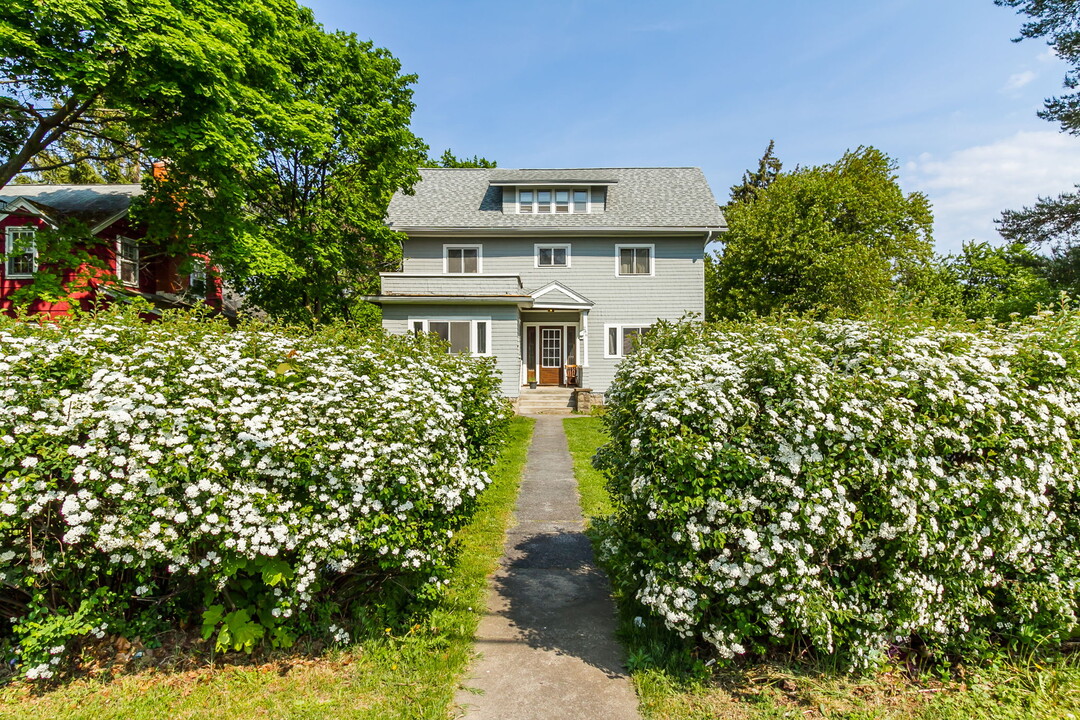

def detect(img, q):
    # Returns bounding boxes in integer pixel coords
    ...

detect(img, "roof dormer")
[491,179,612,215]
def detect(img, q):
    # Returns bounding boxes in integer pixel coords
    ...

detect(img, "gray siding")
[393,236,704,394]
[381,273,522,296]
[381,304,521,397]
[590,187,606,212]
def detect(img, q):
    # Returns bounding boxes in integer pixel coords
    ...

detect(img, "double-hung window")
[4,227,37,278]
[605,324,650,358]
[535,243,570,268]
[518,188,590,214]
[411,318,490,355]
[116,236,140,286]
[616,244,654,276]
[444,245,481,274]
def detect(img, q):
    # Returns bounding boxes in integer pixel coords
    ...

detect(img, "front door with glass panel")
[539,326,563,385]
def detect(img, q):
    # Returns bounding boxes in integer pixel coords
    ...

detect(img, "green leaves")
[3,0,426,326]
[708,146,935,320]
[596,312,1080,671]
[0,307,511,675]
[202,606,266,653]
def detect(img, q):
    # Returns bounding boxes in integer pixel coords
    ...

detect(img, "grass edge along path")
[562,416,1080,720]
[0,416,535,720]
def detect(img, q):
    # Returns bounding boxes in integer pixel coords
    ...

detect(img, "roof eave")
[361,294,531,305]
[389,226,724,237]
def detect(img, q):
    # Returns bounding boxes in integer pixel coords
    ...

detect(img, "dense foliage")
[994,1,1080,290]
[595,312,1080,671]
[236,28,427,325]
[0,0,307,188]
[1,0,426,323]
[939,241,1060,322]
[707,147,936,320]
[0,309,510,680]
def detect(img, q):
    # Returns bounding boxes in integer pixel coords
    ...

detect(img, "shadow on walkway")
[492,529,628,679]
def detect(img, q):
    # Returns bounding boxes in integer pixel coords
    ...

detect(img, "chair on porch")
[564,364,578,387]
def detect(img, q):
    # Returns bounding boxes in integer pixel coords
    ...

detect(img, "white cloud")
[1003,70,1036,91]
[902,130,1080,254]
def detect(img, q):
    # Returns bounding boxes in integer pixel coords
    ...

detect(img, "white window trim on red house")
[4,226,38,278]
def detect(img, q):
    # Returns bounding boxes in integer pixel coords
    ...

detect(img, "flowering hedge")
[594,311,1080,670]
[0,309,510,679]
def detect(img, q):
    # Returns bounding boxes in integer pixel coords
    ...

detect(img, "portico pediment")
[529,281,594,310]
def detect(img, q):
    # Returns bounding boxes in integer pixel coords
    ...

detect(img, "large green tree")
[707,147,935,319]
[237,28,427,324]
[994,0,1080,289]
[0,0,309,188]
[1,1,426,321]
[942,241,1059,321]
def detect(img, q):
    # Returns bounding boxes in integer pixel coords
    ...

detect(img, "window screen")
[619,247,651,275]
[537,246,567,267]
[449,321,471,353]
[476,322,487,354]
[6,228,36,276]
[447,247,479,273]
[118,238,139,285]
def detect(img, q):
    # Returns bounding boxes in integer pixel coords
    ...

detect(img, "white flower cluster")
[596,313,1080,670]
[0,312,510,674]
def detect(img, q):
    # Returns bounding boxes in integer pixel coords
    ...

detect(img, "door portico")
[520,282,593,388]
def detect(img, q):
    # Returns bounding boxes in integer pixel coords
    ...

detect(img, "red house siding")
[0,211,223,319]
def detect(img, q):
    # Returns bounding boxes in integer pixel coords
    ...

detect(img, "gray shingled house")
[367,167,725,411]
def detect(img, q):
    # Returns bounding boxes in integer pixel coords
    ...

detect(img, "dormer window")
[518,188,591,214]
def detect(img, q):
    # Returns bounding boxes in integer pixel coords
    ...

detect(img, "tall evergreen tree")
[727,140,782,206]
[994,1,1080,290]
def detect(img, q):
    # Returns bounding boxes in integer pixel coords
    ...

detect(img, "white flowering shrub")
[0,309,510,678]
[595,312,1080,670]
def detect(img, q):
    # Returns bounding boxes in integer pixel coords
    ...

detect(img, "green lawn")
[561,416,1080,720]
[0,417,535,720]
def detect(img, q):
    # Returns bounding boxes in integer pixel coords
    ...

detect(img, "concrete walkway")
[455,416,640,720]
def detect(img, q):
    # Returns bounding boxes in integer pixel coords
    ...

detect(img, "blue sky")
[304,0,1080,254]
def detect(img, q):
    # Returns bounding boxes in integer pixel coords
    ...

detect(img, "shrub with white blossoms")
[0,308,510,677]
[594,311,1080,671]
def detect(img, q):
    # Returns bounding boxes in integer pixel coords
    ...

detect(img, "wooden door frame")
[521,321,579,387]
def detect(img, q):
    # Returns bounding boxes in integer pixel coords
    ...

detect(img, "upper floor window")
[444,244,481,273]
[116,236,140,286]
[4,226,37,278]
[535,243,570,268]
[518,188,590,214]
[616,244,654,277]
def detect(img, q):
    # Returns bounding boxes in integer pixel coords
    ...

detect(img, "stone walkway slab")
[454,416,640,720]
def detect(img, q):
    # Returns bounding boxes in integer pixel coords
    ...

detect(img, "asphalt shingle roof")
[387,167,725,229]
[0,184,142,227]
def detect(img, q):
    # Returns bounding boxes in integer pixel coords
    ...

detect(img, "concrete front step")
[516,389,577,415]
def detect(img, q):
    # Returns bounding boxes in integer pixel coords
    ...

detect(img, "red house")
[0,184,224,319]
